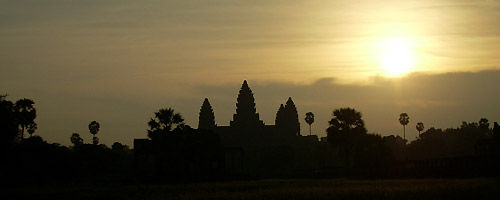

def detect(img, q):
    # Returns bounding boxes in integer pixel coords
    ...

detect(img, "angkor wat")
[134,80,323,179]
[203,80,315,148]
[132,80,500,180]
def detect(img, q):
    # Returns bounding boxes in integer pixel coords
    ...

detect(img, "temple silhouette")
[197,80,320,175]
[200,80,313,148]
[134,80,321,179]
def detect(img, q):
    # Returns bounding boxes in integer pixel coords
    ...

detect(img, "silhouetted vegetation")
[416,122,424,135]
[382,135,406,160]
[399,113,410,141]
[88,121,100,145]
[327,107,368,168]
[1,133,133,185]
[304,112,315,136]
[0,95,18,151]
[326,108,392,176]
[147,108,184,139]
[406,119,492,160]
[15,98,37,140]
[0,96,133,185]
[2,80,500,188]
[70,132,84,147]
[138,107,223,182]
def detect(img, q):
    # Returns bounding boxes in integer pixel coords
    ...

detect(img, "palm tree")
[88,121,100,145]
[15,98,36,140]
[147,108,184,139]
[304,112,315,136]
[327,107,367,167]
[399,113,410,141]
[416,122,424,134]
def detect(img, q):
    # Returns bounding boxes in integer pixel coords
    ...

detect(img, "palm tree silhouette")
[88,121,100,145]
[304,112,315,136]
[147,108,184,139]
[399,113,409,141]
[15,98,36,140]
[416,122,424,135]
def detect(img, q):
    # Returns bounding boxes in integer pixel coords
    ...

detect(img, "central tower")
[230,80,264,131]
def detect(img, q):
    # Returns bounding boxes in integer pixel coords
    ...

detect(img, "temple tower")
[230,80,264,131]
[198,98,217,130]
[275,97,301,136]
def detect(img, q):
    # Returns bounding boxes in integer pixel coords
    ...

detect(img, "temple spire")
[284,97,300,136]
[276,97,301,136]
[230,80,264,130]
[275,104,285,125]
[198,98,216,130]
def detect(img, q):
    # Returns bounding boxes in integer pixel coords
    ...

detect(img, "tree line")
[2,94,499,184]
[0,95,133,185]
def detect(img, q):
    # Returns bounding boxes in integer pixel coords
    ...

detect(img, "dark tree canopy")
[147,125,222,180]
[111,142,129,152]
[27,122,37,137]
[407,118,493,160]
[0,95,18,147]
[147,108,184,139]
[198,98,217,130]
[70,133,84,147]
[15,98,37,139]
[327,108,389,168]
[230,80,264,130]
[383,135,407,160]
[327,107,367,148]
[479,118,490,133]
[494,122,500,140]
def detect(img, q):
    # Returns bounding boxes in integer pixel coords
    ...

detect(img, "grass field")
[3,178,500,200]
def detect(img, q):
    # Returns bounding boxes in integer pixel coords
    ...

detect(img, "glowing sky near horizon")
[2,0,500,145]
[2,1,500,84]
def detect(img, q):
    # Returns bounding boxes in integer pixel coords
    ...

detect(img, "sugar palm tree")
[147,108,184,139]
[88,121,100,145]
[399,113,409,141]
[304,112,315,136]
[15,98,36,140]
[416,122,424,135]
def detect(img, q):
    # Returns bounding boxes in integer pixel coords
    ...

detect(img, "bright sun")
[378,37,415,76]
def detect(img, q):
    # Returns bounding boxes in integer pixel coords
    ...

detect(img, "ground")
[2,178,500,200]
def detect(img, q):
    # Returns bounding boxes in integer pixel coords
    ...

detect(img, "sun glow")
[378,37,415,77]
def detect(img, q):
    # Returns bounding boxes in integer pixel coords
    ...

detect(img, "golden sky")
[1,0,500,145]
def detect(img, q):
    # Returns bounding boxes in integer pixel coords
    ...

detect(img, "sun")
[378,37,415,77]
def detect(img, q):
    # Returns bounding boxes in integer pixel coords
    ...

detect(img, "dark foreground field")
[3,178,500,200]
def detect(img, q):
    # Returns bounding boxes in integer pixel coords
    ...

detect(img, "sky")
[1,0,500,146]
